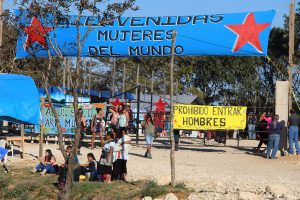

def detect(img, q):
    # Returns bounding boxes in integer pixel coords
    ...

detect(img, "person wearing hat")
[247,112,257,140]
[288,109,300,155]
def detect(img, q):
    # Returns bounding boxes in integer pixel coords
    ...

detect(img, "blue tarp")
[0,74,40,125]
[0,147,8,160]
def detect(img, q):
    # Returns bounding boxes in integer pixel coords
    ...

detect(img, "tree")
[8,1,137,199]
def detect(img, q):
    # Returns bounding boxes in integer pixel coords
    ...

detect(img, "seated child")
[80,153,97,181]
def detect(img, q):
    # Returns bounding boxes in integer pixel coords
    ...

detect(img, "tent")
[0,74,40,125]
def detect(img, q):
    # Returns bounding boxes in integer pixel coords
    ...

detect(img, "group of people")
[77,104,133,154]
[32,128,131,187]
[247,109,300,159]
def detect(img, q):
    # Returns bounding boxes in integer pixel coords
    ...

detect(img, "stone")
[142,197,153,200]
[266,185,287,196]
[164,193,178,200]
[239,192,265,200]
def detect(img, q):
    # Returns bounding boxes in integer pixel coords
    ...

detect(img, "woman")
[256,112,269,154]
[144,113,155,159]
[32,149,57,175]
[80,153,97,181]
[91,108,104,149]
[78,108,86,155]
[113,129,131,181]
[99,132,115,183]
[118,106,128,136]
[109,106,119,131]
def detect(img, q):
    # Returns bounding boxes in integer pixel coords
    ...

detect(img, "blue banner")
[15,10,276,58]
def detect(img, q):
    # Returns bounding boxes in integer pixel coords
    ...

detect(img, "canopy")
[0,74,40,125]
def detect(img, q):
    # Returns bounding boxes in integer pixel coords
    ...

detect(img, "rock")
[164,193,178,200]
[282,194,299,200]
[142,197,153,200]
[239,192,265,200]
[153,198,163,200]
[266,185,287,196]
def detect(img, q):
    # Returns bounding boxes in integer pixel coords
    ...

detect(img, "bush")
[139,180,168,198]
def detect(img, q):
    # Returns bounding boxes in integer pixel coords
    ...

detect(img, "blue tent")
[0,74,40,125]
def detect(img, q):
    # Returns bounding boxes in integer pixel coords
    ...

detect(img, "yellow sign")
[173,104,247,130]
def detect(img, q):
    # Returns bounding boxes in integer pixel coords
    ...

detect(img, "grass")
[0,167,191,200]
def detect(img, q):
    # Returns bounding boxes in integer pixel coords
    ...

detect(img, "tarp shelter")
[0,74,40,125]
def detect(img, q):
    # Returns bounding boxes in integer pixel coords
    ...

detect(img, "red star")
[110,96,124,107]
[154,98,168,113]
[225,12,270,53]
[21,16,52,50]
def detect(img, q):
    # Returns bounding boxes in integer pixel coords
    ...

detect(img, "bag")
[101,150,108,159]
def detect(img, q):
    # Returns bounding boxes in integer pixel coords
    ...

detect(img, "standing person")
[78,108,86,155]
[109,106,119,131]
[118,106,128,136]
[288,109,300,155]
[99,132,115,183]
[144,113,155,159]
[266,115,283,159]
[247,112,257,140]
[32,149,57,175]
[113,129,131,181]
[256,112,269,154]
[91,108,104,149]
[79,153,98,181]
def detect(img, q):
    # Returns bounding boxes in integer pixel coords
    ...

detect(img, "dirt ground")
[4,136,300,200]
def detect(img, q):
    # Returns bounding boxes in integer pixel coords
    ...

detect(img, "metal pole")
[136,85,141,145]
[122,64,126,100]
[112,58,116,96]
[136,65,140,97]
[169,30,177,186]
[63,58,66,90]
[88,57,92,96]
[21,124,25,159]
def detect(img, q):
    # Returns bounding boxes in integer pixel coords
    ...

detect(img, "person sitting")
[99,132,115,183]
[58,145,80,188]
[79,153,97,181]
[32,149,58,175]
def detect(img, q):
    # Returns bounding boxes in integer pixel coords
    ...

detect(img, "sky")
[4,0,298,27]
[122,0,296,28]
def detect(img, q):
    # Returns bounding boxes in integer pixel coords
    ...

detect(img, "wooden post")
[169,30,177,186]
[122,64,126,100]
[63,58,66,89]
[39,97,45,158]
[20,124,25,159]
[136,65,140,97]
[288,0,295,111]
[0,0,3,48]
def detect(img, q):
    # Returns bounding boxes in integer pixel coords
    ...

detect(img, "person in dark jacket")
[266,114,283,159]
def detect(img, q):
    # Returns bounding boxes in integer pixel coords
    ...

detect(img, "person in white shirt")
[112,129,131,181]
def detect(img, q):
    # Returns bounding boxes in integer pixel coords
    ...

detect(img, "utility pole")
[169,30,177,187]
[288,0,295,111]
[0,0,3,48]
[112,58,116,96]
[122,64,126,100]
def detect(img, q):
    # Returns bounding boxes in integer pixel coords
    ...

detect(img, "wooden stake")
[0,0,3,48]
[112,58,116,96]
[288,0,295,111]
[20,124,24,159]
[122,64,126,100]
[169,30,177,186]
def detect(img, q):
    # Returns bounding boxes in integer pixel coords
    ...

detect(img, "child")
[99,132,115,183]
[80,153,97,181]
[113,129,131,181]
[32,149,57,175]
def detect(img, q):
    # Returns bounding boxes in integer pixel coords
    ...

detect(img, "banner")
[15,10,275,58]
[173,104,247,130]
[38,104,106,134]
